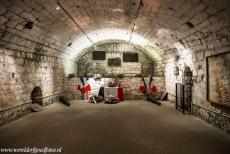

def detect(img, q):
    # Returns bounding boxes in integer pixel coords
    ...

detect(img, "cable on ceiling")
[56,0,94,45]
[128,0,144,43]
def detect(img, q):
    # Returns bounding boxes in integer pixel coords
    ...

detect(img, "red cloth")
[84,84,91,92]
[139,85,145,94]
[150,85,157,94]
[76,79,91,93]
[139,79,146,94]
[117,87,124,101]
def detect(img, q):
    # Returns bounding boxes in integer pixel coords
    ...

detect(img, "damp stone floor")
[0,100,229,154]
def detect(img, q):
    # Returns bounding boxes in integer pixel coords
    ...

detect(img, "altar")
[104,86,124,101]
[104,87,118,97]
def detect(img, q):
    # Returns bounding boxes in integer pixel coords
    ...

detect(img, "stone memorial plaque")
[123,53,138,62]
[207,51,230,106]
[108,58,121,66]
[93,51,106,60]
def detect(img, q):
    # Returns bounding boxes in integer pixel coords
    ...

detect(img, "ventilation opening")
[31,86,43,106]
[24,21,34,29]
[186,21,194,28]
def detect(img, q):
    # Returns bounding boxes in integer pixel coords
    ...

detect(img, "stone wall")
[122,77,165,100]
[78,43,157,77]
[64,77,165,100]
[0,103,31,126]
[0,48,71,125]
[63,77,82,100]
[165,50,193,103]
[164,30,230,132]
[192,104,230,133]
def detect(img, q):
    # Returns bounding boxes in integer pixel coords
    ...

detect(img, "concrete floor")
[0,100,229,154]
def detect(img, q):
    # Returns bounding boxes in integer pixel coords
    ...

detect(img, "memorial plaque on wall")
[108,58,121,67]
[93,51,106,60]
[207,51,230,107]
[123,53,138,62]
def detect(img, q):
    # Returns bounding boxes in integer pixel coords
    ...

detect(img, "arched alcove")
[31,86,43,106]
[76,42,160,77]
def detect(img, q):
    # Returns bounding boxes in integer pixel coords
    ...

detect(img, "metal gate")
[176,83,191,114]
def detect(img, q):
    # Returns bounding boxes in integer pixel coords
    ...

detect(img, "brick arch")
[60,27,166,74]
[75,39,159,61]
[75,40,164,77]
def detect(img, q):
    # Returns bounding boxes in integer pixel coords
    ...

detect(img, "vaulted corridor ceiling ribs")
[1,0,230,60]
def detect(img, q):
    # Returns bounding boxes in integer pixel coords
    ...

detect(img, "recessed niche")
[31,86,43,106]
[173,67,179,75]
[12,73,15,78]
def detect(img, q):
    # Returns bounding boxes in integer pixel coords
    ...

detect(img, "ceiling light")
[112,8,123,12]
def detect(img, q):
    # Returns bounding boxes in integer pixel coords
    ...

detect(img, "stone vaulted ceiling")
[0,0,230,60]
